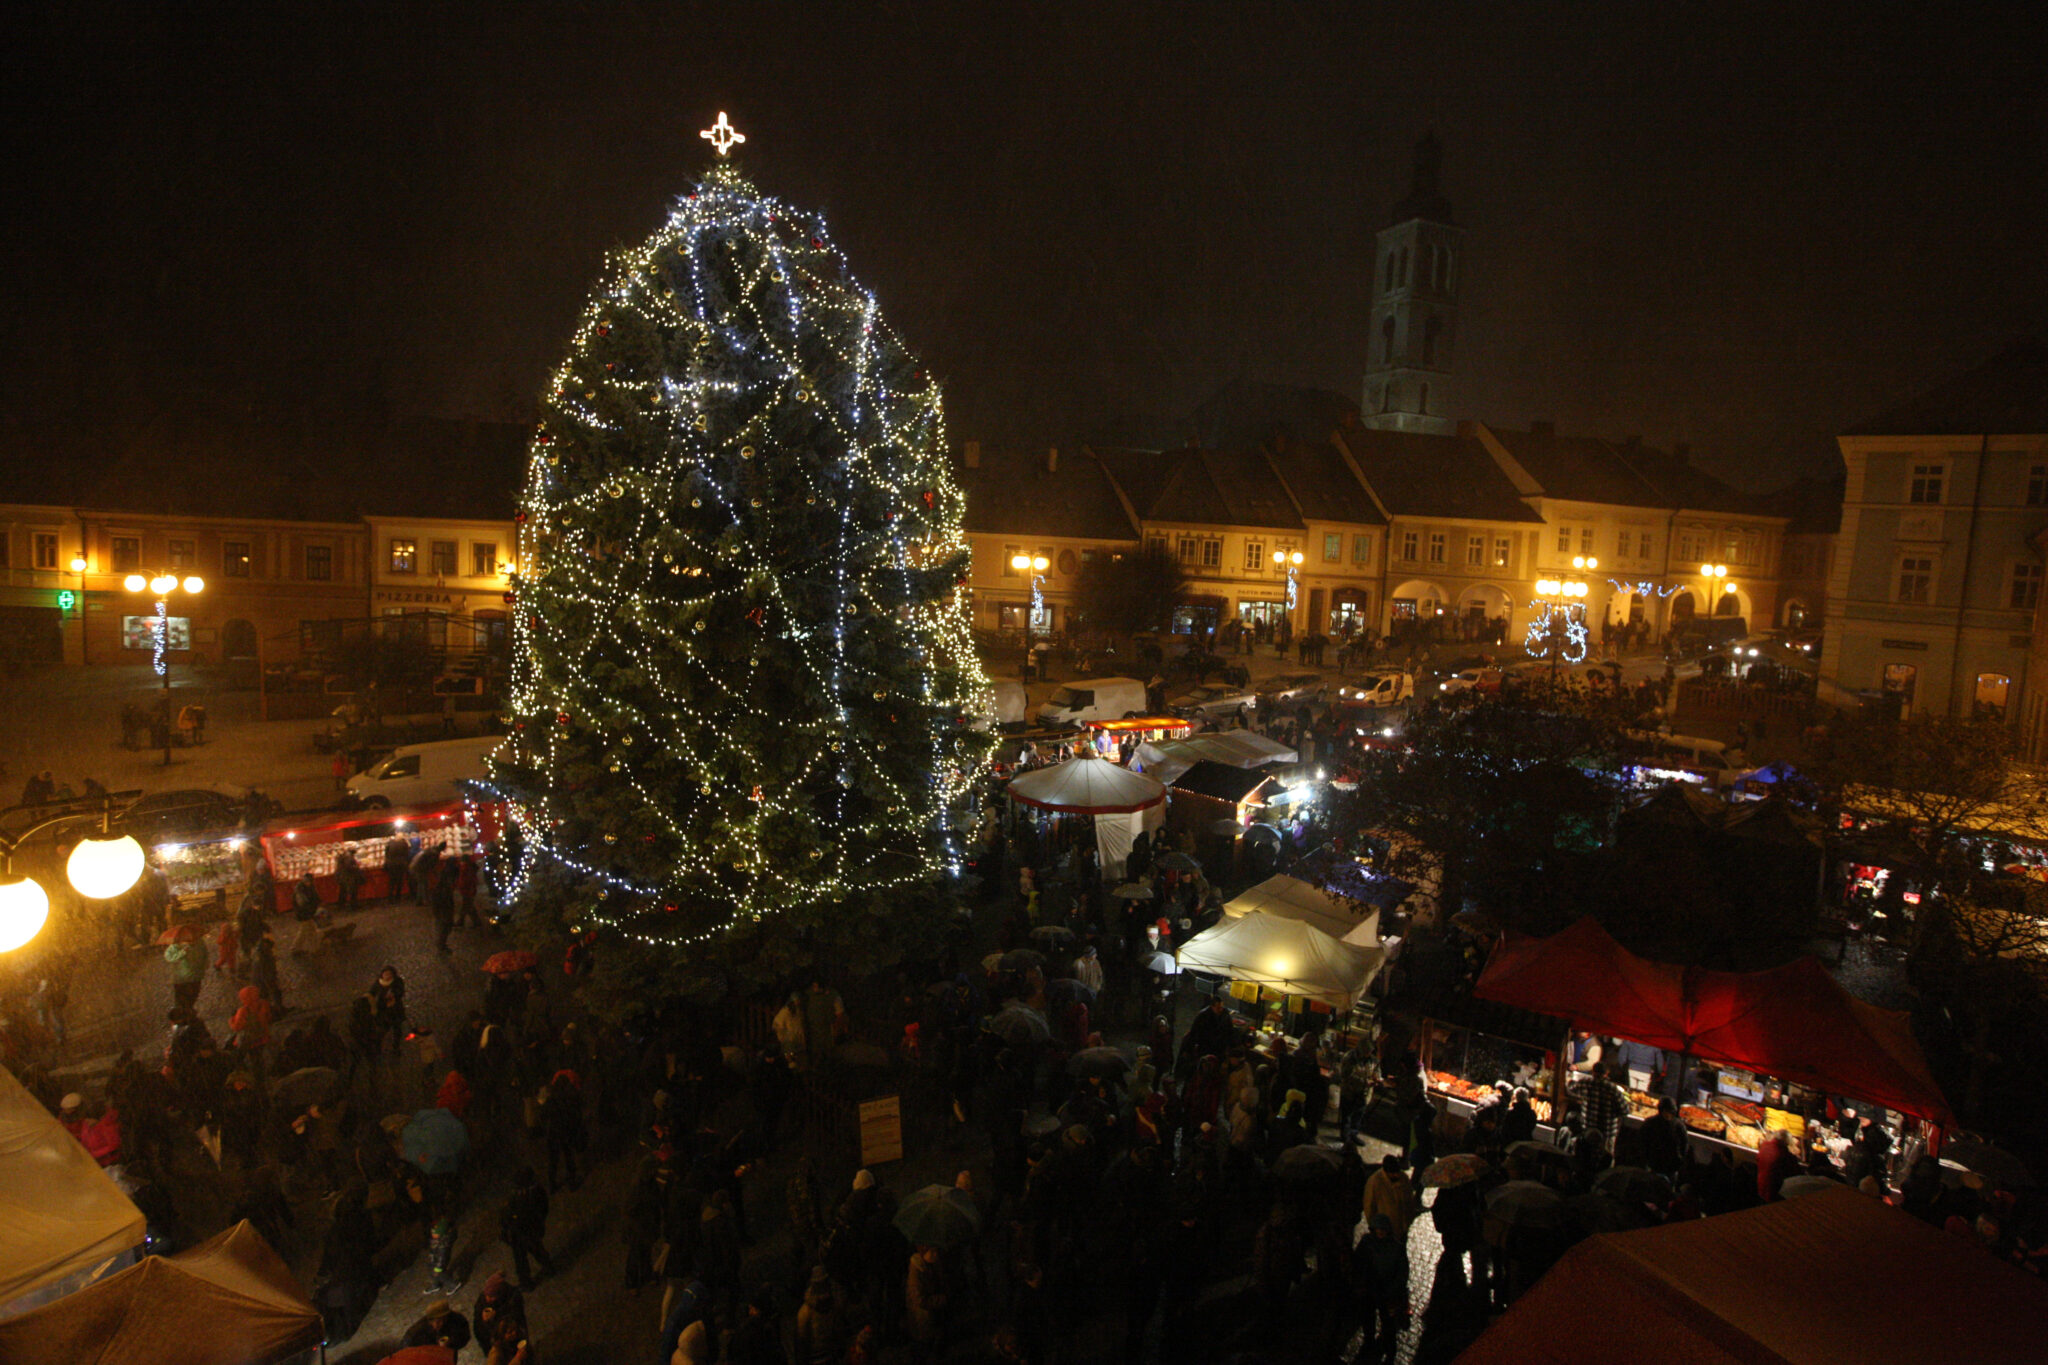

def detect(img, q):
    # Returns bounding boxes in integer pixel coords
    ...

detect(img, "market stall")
[257,800,496,913]
[1004,756,1167,880]
[0,1220,322,1365]
[0,1066,145,1320]
[1177,908,1385,1009]
[1474,916,1953,1157]
[1129,731,1297,786]
[1460,1184,2048,1364]
[1221,873,1380,946]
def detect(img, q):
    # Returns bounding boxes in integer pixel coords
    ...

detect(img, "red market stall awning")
[1476,917,1953,1125]
[1459,1185,2048,1364]
[1005,757,1166,816]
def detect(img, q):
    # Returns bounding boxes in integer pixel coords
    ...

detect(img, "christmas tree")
[491,116,989,987]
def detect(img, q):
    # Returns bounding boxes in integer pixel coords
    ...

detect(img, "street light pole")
[126,572,204,767]
[1010,553,1049,681]
[68,554,89,664]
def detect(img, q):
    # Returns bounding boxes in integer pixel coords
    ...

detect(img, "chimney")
[962,439,980,469]
[1530,420,1555,437]
[1046,446,1059,472]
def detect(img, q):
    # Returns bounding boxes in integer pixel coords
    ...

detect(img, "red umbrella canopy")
[482,949,540,976]
[155,924,201,945]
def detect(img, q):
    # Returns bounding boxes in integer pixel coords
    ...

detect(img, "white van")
[348,735,505,808]
[1034,677,1150,726]
[977,680,1029,730]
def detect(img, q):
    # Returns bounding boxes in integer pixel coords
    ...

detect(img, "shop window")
[472,542,498,576]
[1977,673,2012,719]
[305,545,333,582]
[33,533,58,569]
[430,540,458,576]
[389,539,417,574]
[1909,463,1945,504]
[167,539,195,568]
[111,536,141,572]
[223,540,252,578]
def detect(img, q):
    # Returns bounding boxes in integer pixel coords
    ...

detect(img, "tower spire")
[1362,135,1463,435]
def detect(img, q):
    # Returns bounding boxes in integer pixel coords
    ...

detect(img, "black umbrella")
[1940,1139,2037,1189]
[1046,977,1097,1010]
[999,948,1046,972]
[1271,1144,1344,1184]
[270,1066,342,1112]
[988,1004,1051,1046]
[1066,1046,1130,1079]
[893,1185,980,1249]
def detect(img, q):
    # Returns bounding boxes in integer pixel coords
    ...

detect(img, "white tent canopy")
[1006,757,1166,815]
[0,1066,145,1315]
[1177,910,1386,1009]
[1223,873,1381,946]
[1131,733,1297,787]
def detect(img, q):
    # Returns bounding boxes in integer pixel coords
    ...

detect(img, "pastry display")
[1712,1098,1766,1126]
[1679,1105,1725,1135]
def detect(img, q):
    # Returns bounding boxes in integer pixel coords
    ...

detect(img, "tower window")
[1422,315,1441,367]
[1381,316,1395,366]
[1418,381,1430,413]
[1400,247,1411,287]
[1383,252,1395,291]
[1443,248,1455,296]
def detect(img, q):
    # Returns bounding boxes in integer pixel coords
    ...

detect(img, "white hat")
[59,1093,82,1113]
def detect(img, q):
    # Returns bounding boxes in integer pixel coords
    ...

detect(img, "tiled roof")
[1845,339,2048,436]
[1337,428,1544,523]
[1093,446,1305,531]
[1264,439,1385,525]
[1487,426,1669,508]
[953,446,1138,541]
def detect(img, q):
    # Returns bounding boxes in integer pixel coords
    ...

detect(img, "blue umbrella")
[401,1106,470,1175]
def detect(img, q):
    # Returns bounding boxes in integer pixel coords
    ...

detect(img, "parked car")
[1167,682,1262,724]
[115,786,268,845]
[1259,673,1327,708]
[1033,677,1151,727]
[1333,671,1415,710]
[347,735,505,809]
[1438,667,1503,697]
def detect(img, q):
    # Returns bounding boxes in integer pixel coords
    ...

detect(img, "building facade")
[362,514,520,656]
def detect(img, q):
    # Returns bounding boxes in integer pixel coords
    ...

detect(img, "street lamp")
[1010,553,1049,680]
[1528,575,1591,681]
[1699,563,1737,617]
[0,793,147,953]
[127,572,205,766]
[68,554,88,663]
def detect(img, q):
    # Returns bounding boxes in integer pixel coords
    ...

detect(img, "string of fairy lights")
[484,118,990,947]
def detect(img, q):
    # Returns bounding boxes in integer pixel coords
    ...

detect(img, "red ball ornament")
[597,324,610,336]
[556,712,570,725]
[921,490,935,509]
[604,362,615,372]
[514,511,527,523]
[503,591,517,604]
[810,236,823,249]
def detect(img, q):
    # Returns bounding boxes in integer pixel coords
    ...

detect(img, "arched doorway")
[1388,580,1452,643]
[1669,590,1698,625]
[1781,598,1808,630]
[1713,590,1742,617]
[222,619,258,660]
[1455,584,1512,644]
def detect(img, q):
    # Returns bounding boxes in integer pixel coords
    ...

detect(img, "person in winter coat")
[410,841,443,906]
[904,1244,949,1353]
[334,847,363,913]
[540,1068,585,1190]
[369,966,407,1056]
[500,1167,556,1291]
[794,1267,849,1365]
[726,1286,787,1365]
[401,1298,471,1352]
[1356,1213,1411,1363]
[163,937,208,1012]
[772,994,808,1073]
[234,894,266,972]
[454,855,483,927]
[432,863,458,953]
[435,1069,473,1120]
[383,834,412,901]
[472,1272,526,1354]
[1362,1155,1417,1237]
[289,876,322,953]
[230,984,274,1062]
[251,930,284,1012]
[213,920,239,977]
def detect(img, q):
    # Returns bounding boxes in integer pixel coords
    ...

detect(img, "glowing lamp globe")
[182,575,204,594]
[0,877,50,953]
[68,834,145,900]
[123,574,146,592]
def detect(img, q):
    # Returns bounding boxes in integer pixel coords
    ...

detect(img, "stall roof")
[0,1221,322,1365]
[1460,1185,2048,1364]
[1476,917,1953,1124]
[1132,732,1297,785]
[1178,910,1385,1009]
[0,1066,145,1308]
[1223,873,1379,945]
[1005,758,1166,815]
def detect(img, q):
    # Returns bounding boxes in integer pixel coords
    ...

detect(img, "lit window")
[1909,464,1945,505]
[2010,562,2042,611]
[473,542,498,576]
[223,541,252,578]
[1493,537,1510,569]
[1897,555,1934,604]
[389,539,417,574]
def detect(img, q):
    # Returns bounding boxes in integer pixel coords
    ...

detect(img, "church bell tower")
[1362,133,1463,435]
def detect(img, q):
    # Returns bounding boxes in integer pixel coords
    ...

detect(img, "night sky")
[7,3,2044,489]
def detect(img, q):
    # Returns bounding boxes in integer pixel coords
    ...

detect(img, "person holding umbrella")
[370,966,407,1057]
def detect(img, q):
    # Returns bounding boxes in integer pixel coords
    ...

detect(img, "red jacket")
[435,1069,473,1119]
[231,986,273,1049]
